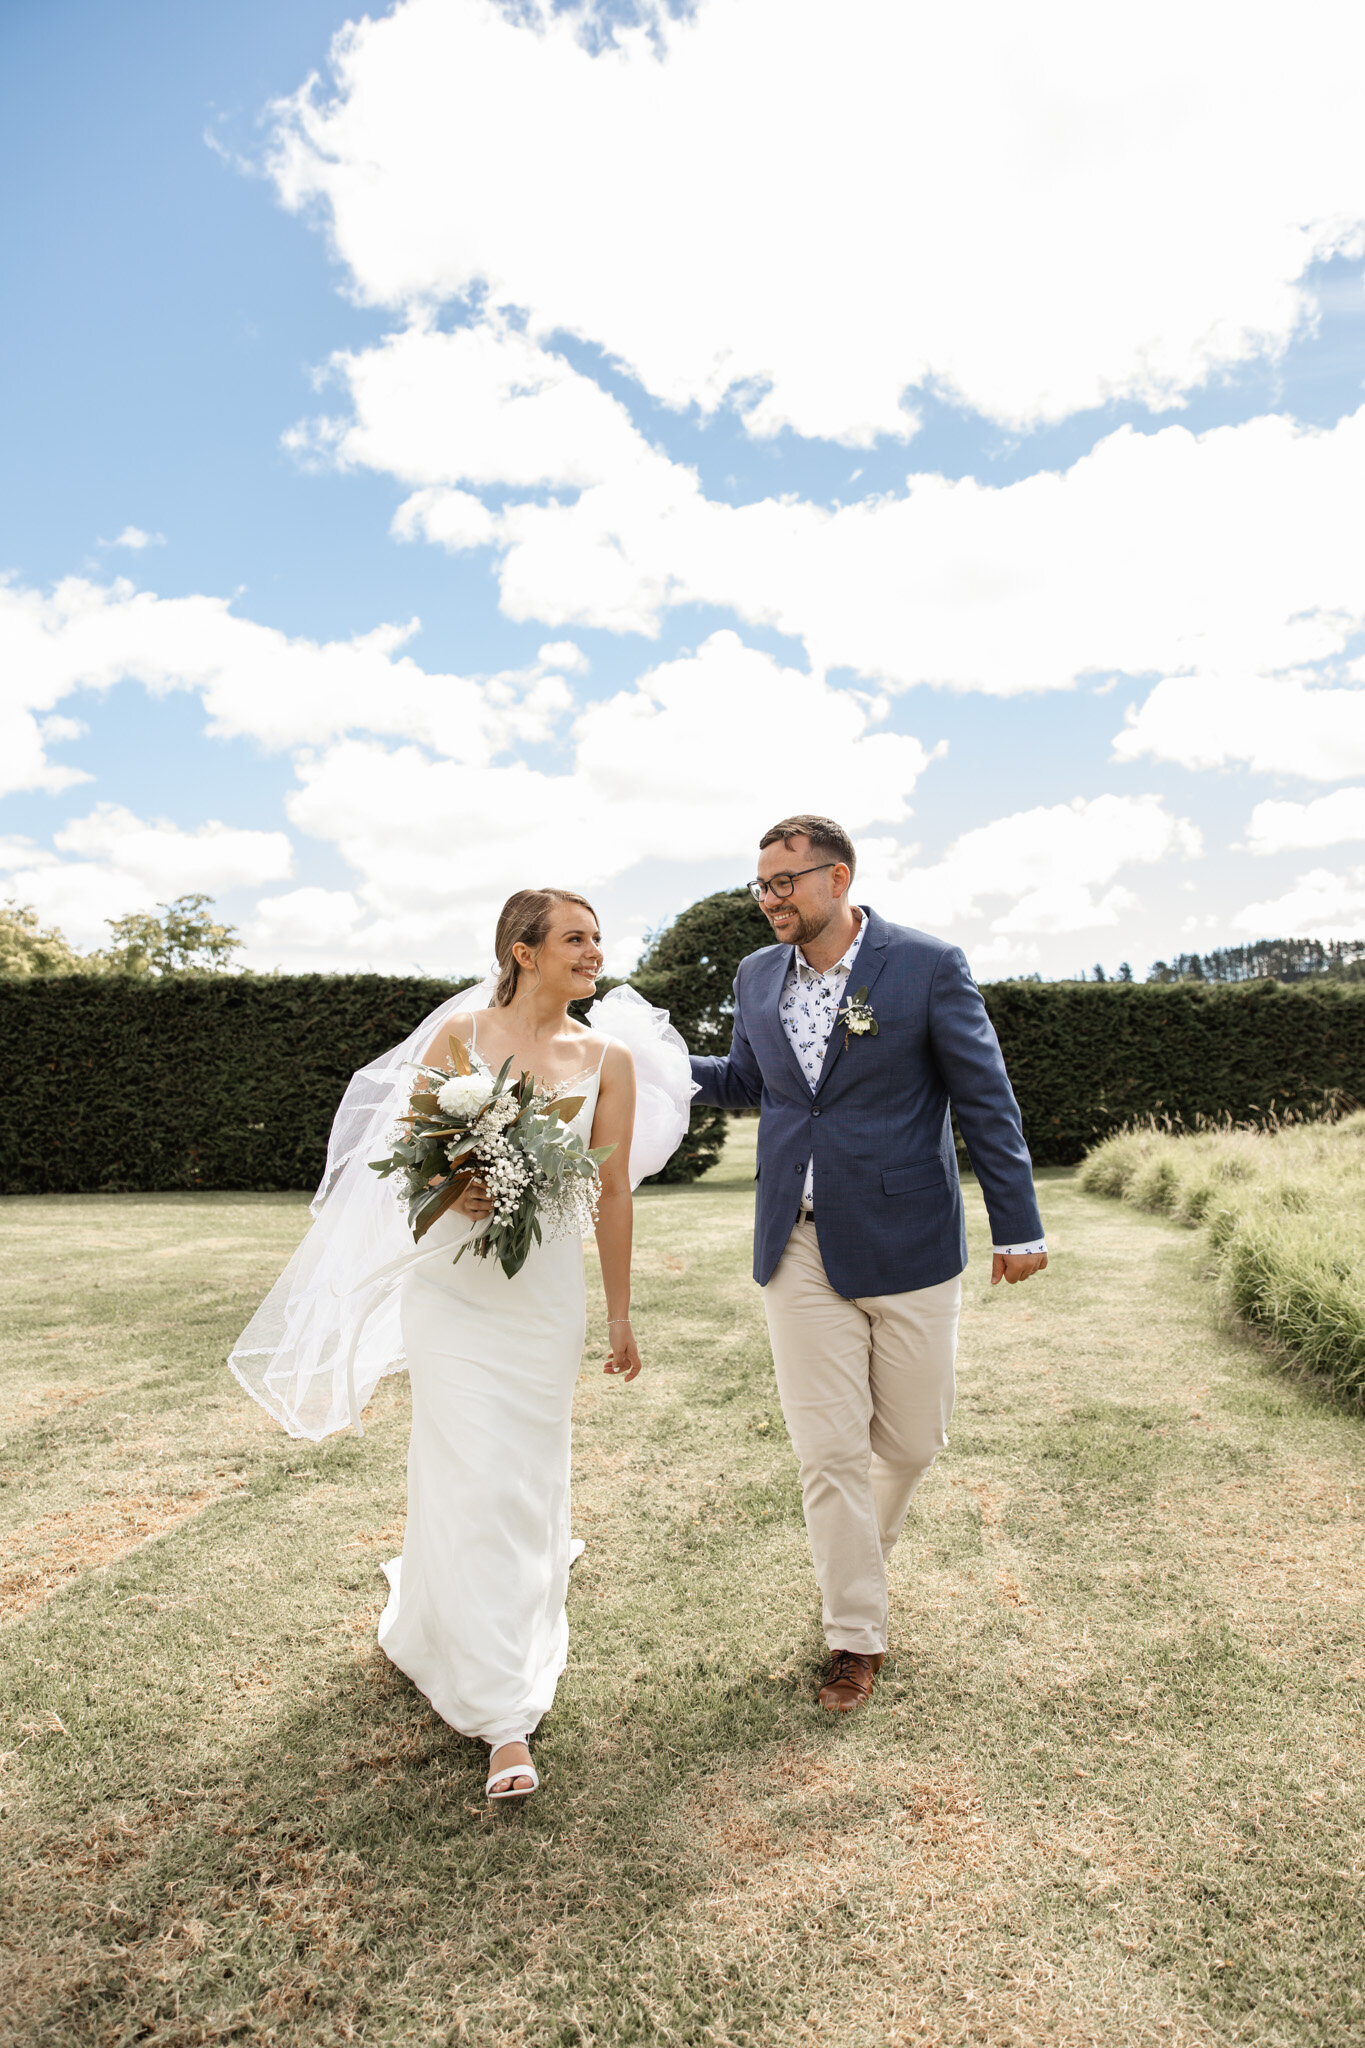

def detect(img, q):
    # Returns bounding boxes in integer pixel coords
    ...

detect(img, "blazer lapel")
[813,906,889,1098]
[749,944,810,1094]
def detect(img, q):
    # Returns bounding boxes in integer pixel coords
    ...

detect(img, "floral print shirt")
[779,911,868,1208]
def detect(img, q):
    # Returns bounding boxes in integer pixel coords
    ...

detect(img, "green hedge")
[0,975,472,1195]
[3,972,1364,1194]
[982,979,1365,1165]
[0,971,729,1195]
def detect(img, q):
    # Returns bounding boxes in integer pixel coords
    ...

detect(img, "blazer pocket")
[882,1163,947,1196]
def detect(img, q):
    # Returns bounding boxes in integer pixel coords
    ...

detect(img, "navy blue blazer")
[689,906,1043,1296]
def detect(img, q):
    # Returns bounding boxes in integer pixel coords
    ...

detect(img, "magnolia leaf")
[412,1170,474,1243]
[549,1095,586,1124]
[409,1091,441,1118]
[445,1032,473,1078]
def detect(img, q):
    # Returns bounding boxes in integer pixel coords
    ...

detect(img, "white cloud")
[0,859,152,946]
[270,0,1365,441]
[1,569,944,971]
[320,318,647,488]
[1,804,293,950]
[392,485,498,552]
[0,573,573,770]
[292,317,1365,722]
[967,936,1042,977]
[283,631,930,950]
[993,882,1140,937]
[0,836,56,874]
[0,701,92,800]
[536,641,588,675]
[102,526,165,550]
[856,795,1200,934]
[1243,788,1365,854]
[242,887,375,970]
[53,803,293,893]
[602,919,651,979]
[489,407,1365,692]
[1115,670,1365,781]
[40,714,87,744]
[1232,865,1365,938]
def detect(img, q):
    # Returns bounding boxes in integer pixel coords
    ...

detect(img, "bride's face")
[515,903,605,1002]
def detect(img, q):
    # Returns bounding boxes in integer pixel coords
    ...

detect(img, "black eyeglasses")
[747,863,838,903]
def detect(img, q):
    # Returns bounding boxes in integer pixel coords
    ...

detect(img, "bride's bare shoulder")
[590,1033,635,1077]
[421,1010,479,1066]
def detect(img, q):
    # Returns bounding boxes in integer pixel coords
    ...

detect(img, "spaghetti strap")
[461,1013,603,1092]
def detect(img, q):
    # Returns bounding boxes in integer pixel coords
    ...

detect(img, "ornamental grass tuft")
[1079,1110,1365,1401]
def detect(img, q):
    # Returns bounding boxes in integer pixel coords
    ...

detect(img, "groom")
[689,816,1046,1712]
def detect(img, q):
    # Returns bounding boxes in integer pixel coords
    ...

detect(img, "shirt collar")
[794,907,865,983]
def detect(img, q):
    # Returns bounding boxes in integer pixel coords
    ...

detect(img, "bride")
[228,887,695,1802]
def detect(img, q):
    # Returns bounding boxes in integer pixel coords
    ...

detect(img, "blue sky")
[4,0,1365,979]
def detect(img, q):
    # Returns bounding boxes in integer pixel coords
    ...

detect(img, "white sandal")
[485,1746,539,1800]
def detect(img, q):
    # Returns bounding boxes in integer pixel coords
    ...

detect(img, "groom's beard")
[765,902,831,949]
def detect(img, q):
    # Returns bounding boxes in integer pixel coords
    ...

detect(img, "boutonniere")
[837,986,878,1046]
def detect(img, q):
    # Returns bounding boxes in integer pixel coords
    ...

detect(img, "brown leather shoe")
[817,1648,885,1712]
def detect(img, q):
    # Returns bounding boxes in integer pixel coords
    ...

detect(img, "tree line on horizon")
[3,890,1365,989]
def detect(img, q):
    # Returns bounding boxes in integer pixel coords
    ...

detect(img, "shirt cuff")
[992,1239,1047,1256]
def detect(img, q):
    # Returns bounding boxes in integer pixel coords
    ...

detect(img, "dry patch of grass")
[0,1488,218,1621]
[670,1751,1217,2048]
[1,1160,1363,2045]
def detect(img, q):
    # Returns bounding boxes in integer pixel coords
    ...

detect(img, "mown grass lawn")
[1,1125,1363,2047]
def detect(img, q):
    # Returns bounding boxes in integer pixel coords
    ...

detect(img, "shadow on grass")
[26,1608,853,2046]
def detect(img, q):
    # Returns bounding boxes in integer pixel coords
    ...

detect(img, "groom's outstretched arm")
[689,975,763,1109]
[927,947,1044,1248]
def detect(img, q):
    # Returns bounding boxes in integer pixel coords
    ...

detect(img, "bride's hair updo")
[493,888,599,1006]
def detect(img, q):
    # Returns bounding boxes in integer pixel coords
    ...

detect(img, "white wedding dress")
[378,1022,606,1746]
[227,980,696,1751]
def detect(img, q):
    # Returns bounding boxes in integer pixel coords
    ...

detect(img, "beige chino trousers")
[762,1217,961,1657]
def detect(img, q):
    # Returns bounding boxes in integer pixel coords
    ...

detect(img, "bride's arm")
[590,1042,640,1382]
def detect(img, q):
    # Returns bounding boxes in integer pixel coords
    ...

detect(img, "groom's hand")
[991,1251,1048,1286]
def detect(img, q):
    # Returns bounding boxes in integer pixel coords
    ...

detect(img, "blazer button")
[811,1106,821,1116]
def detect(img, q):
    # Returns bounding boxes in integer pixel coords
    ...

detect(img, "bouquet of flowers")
[369,1032,613,1279]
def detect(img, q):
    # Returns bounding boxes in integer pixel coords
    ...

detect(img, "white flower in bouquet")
[436,1072,495,1119]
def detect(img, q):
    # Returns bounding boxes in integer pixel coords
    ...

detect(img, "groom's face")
[755,835,842,947]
